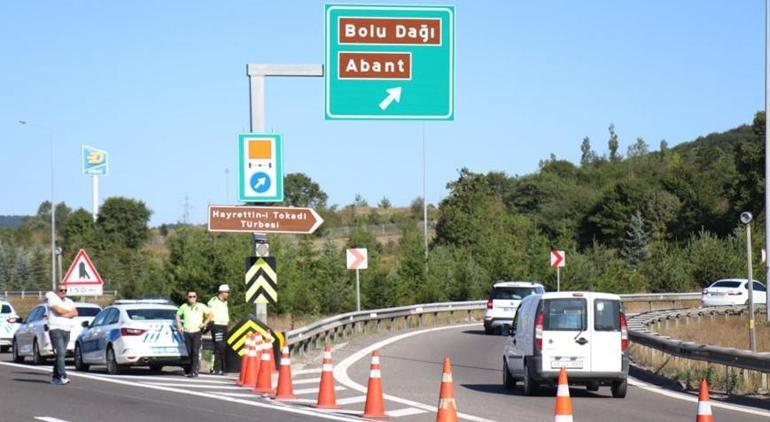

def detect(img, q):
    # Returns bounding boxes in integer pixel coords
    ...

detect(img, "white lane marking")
[208,392,262,398]
[197,374,237,380]
[103,375,233,384]
[292,377,321,385]
[35,418,71,422]
[628,378,770,417]
[333,323,496,422]
[0,361,361,422]
[387,408,428,417]
[336,395,368,405]
[294,368,323,375]
[143,383,247,389]
[294,386,345,395]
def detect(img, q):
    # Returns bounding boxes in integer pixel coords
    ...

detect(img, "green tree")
[580,137,595,166]
[608,123,621,162]
[98,197,152,249]
[621,210,650,268]
[283,173,328,209]
[378,196,392,209]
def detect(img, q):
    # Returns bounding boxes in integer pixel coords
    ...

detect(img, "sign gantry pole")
[246,64,323,322]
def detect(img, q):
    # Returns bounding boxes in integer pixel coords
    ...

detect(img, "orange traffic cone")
[436,356,457,422]
[267,339,278,374]
[274,346,296,400]
[252,347,274,394]
[236,334,254,386]
[696,379,714,422]
[363,350,387,418]
[243,335,263,389]
[316,345,340,409]
[554,367,573,422]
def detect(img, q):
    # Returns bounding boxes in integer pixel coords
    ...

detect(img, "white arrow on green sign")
[325,4,455,120]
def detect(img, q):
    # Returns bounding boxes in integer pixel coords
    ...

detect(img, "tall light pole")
[741,211,757,352]
[764,0,770,322]
[18,120,57,291]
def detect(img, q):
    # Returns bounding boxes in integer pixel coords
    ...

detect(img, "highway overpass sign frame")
[325,4,455,120]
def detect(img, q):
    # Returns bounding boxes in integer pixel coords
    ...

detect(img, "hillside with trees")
[1,112,766,318]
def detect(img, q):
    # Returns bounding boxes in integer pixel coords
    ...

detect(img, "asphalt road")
[344,325,770,422]
[0,359,333,422]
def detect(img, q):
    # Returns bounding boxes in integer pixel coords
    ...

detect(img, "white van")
[502,291,629,398]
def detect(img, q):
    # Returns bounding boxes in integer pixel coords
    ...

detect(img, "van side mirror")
[81,321,90,328]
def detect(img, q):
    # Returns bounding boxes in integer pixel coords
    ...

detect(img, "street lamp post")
[740,211,757,352]
[18,120,57,292]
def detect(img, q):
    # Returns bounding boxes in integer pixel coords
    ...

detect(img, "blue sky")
[0,1,764,226]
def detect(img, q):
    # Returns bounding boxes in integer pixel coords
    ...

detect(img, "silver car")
[12,302,101,364]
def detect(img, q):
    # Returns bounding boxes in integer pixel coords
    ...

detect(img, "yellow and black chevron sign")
[226,317,271,356]
[244,256,277,304]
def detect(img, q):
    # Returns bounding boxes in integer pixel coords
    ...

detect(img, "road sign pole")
[557,267,560,292]
[746,223,757,352]
[356,269,361,312]
[92,174,99,221]
[245,64,324,322]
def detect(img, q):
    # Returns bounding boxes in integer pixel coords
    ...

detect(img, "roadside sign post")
[61,249,104,296]
[245,64,324,322]
[347,248,368,311]
[82,145,108,221]
[325,4,455,120]
[550,249,565,292]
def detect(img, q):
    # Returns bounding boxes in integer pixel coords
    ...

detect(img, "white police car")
[74,300,190,374]
[12,302,102,364]
[0,299,22,352]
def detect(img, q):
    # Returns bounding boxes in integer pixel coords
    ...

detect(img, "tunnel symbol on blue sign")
[250,172,271,194]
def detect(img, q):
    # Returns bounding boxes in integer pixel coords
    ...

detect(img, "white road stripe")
[143,383,246,389]
[102,375,233,384]
[35,418,71,422]
[294,368,323,376]
[292,377,321,385]
[335,395,368,405]
[0,361,361,422]
[207,392,261,398]
[333,323,495,422]
[387,408,427,417]
[293,386,345,395]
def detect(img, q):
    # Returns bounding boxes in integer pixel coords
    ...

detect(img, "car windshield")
[712,281,742,288]
[76,307,101,317]
[127,308,177,321]
[543,298,587,331]
[1,304,11,314]
[493,287,536,300]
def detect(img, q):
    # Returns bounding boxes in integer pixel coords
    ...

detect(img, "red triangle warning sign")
[62,249,103,285]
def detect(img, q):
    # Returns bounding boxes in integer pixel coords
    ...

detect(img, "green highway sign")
[325,4,455,120]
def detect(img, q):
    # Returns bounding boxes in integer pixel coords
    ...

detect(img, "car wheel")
[32,340,44,365]
[106,346,122,375]
[611,379,627,398]
[74,344,89,372]
[12,338,23,363]
[149,364,163,373]
[522,359,537,396]
[586,382,599,392]
[502,358,516,390]
[484,326,494,335]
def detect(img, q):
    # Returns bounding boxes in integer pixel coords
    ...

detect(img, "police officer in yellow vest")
[207,284,230,375]
[176,290,212,378]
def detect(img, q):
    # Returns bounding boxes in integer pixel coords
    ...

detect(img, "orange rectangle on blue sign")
[248,140,271,159]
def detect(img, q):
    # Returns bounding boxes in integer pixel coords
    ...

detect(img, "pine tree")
[580,137,595,166]
[621,210,650,269]
[608,123,621,162]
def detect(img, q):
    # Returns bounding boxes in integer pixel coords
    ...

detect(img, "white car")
[503,291,629,398]
[0,299,22,352]
[75,300,190,374]
[701,279,767,307]
[12,302,101,364]
[483,281,545,334]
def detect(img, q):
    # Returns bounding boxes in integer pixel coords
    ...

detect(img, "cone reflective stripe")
[363,350,387,418]
[316,346,340,409]
[696,379,714,422]
[436,356,457,422]
[274,347,297,400]
[252,348,274,394]
[553,368,573,422]
[236,334,254,386]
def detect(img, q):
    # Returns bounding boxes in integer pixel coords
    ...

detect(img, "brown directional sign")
[207,205,324,234]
